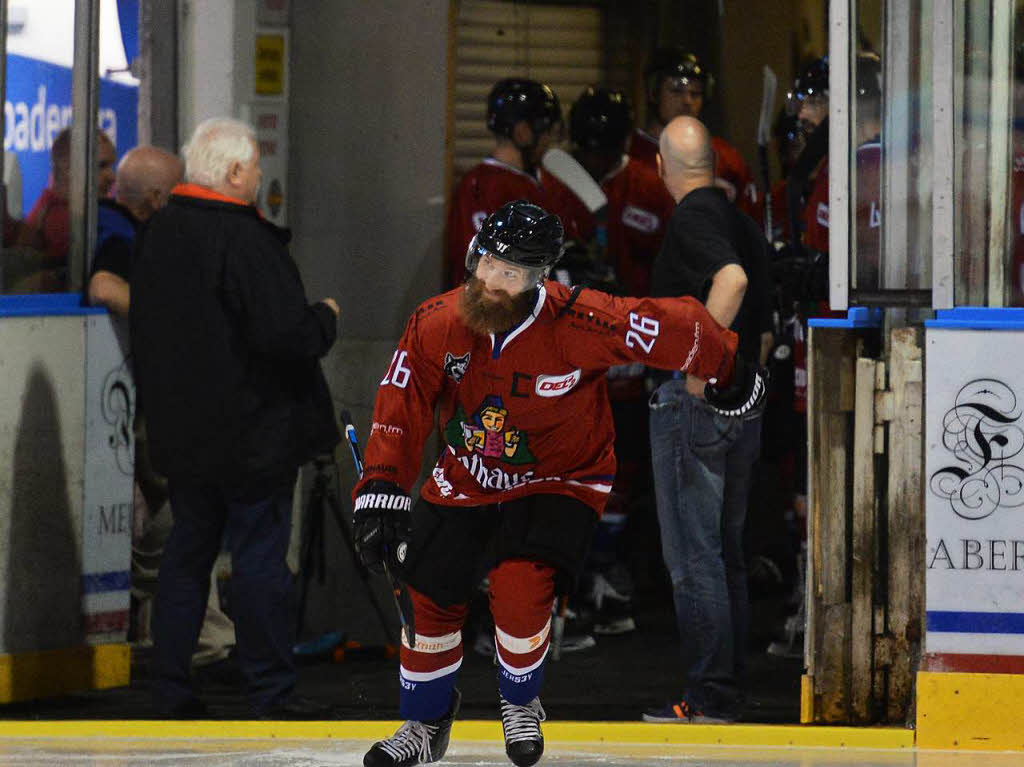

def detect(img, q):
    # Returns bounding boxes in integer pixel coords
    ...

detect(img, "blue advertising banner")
[4,54,138,216]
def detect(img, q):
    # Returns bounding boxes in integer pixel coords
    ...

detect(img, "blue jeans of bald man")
[649,378,762,716]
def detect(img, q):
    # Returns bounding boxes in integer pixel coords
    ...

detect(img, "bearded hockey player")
[354,200,764,767]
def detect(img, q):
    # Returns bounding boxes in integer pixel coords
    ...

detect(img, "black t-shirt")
[650,186,772,364]
[92,199,138,282]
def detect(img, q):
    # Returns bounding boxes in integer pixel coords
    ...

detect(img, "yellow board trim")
[917,671,1024,750]
[0,644,130,704]
[0,720,913,749]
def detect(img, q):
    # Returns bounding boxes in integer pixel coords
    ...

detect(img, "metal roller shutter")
[453,0,604,178]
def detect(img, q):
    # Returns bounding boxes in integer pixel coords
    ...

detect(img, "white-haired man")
[131,117,341,718]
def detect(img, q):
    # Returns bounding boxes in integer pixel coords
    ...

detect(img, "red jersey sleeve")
[355,299,450,495]
[556,287,738,385]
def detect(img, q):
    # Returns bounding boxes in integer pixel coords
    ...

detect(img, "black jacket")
[131,190,340,490]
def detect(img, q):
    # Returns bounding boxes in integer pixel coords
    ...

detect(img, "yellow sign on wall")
[254,34,286,96]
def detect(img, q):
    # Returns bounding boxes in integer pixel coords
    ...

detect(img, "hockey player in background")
[445,78,591,289]
[629,48,760,222]
[559,86,677,635]
[354,200,764,767]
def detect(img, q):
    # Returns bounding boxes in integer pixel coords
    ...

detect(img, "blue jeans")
[150,480,297,714]
[649,379,762,715]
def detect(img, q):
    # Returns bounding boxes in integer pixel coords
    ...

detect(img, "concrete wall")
[285,0,448,641]
[288,0,448,426]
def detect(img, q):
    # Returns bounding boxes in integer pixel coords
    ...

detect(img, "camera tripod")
[295,454,396,645]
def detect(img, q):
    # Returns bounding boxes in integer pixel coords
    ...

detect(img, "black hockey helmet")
[645,47,714,103]
[569,87,633,153]
[466,200,564,285]
[487,78,563,139]
[786,56,829,115]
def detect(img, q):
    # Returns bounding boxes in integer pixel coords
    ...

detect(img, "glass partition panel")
[3,0,138,294]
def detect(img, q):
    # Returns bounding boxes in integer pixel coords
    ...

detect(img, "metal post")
[69,0,101,293]
[828,0,851,311]
[986,0,1013,307]
[931,0,955,309]
[882,0,911,293]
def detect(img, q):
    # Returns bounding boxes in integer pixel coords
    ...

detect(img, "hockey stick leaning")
[340,410,416,649]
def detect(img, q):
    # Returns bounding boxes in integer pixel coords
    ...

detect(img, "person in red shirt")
[22,127,116,292]
[354,200,763,767]
[445,79,589,289]
[629,48,760,221]
[796,54,882,291]
[557,87,677,634]
[566,87,675,298]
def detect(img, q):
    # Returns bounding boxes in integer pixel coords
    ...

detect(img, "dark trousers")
[150,479,296,714]
[649,380,762,715]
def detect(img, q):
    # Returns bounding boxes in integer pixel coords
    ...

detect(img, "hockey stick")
[757,65,778,242]
[341,410,416,649]
[542,147,608,215]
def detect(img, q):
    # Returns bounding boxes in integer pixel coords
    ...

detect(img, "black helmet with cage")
[465,200,565,286]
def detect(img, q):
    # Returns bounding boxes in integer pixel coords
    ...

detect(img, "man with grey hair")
[132,117,341,718]
[644,115,771,724]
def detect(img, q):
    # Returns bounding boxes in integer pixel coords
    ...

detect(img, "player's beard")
[459,277,535,335]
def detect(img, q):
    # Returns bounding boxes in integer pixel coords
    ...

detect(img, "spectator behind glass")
[18,127,116,292]
[88,146,184,316]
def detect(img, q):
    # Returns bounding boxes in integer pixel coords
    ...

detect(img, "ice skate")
[363,688,461,767]
[500,694,546,766]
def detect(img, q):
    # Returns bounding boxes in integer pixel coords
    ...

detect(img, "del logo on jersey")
[534,369,581,397]
[443,395,536,465]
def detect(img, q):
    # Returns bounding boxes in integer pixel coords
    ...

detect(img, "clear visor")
[465,239,548,291]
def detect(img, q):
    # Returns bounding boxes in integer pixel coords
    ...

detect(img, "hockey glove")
[704,354,768,418]
[353,481,412,575]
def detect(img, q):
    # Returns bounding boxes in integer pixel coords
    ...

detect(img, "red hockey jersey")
[600,158,675,297]
[628,129,760,221]
[446,159,591,289]
[355,282,738,514]
[545,157,675,297]
[802,142,881,289]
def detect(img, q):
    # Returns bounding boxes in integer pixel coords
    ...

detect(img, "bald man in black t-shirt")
[644,116,772,724]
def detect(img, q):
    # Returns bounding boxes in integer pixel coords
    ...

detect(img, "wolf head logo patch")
[444,351,470,383]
